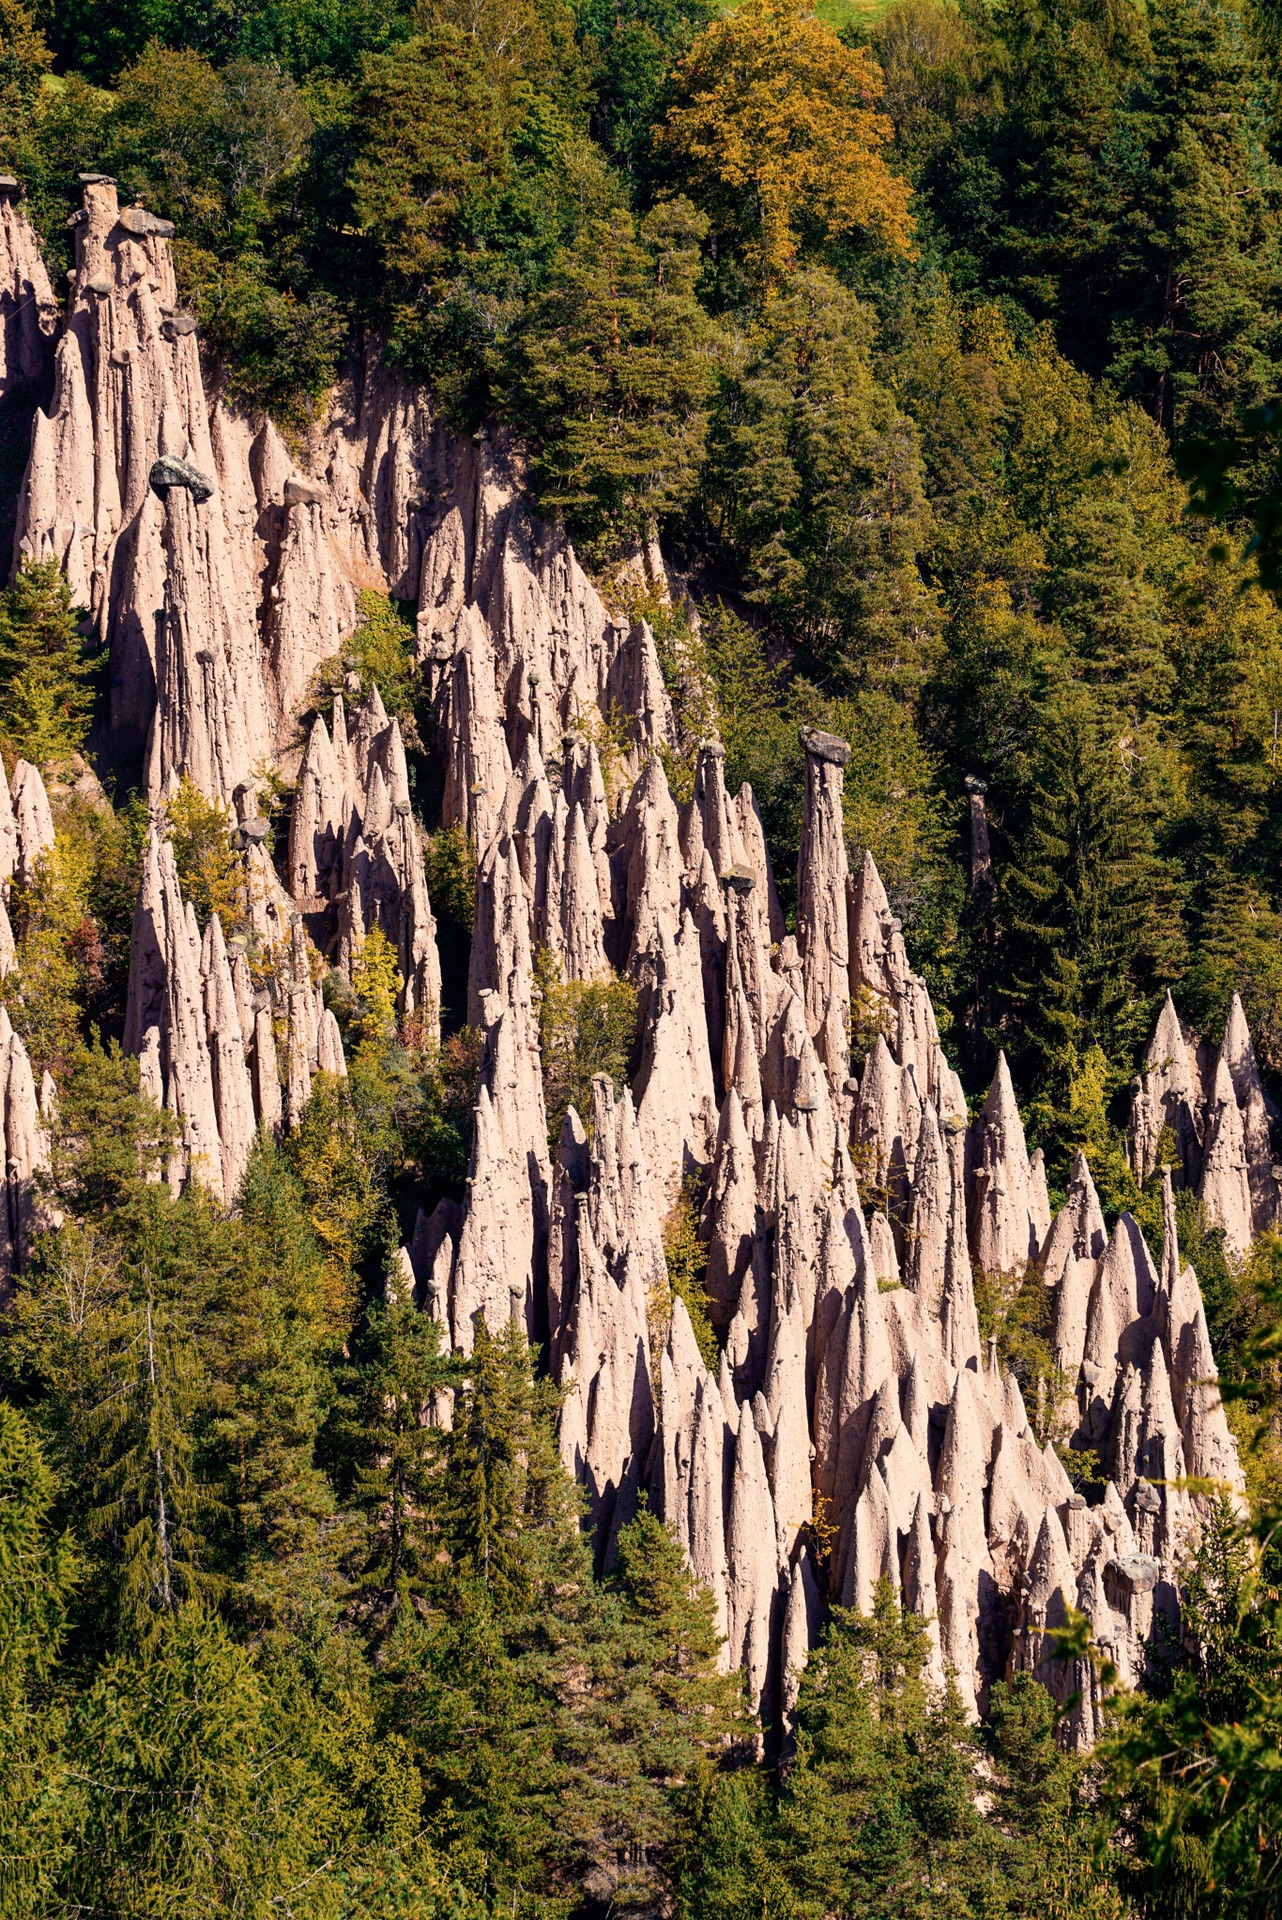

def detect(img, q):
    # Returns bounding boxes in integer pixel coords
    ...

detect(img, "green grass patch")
[814,0,892,35]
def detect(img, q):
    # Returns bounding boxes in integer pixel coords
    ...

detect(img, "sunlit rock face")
[5,182,1250,1745]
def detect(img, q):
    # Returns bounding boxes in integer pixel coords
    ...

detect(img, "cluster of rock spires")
[122,824,348,1203]
[0,179,1257,1742]
[408,713,1245,1747]
[1130,989,1279,1258]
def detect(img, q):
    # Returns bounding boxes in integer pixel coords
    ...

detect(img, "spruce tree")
[331,1282,455,1593]
[0,1403,75,1917]
[503,196,714,559]
[675,1767,788,1920]
[65,1604,343,1916]
[928,0,1282,439]
[377,1321,594,1909]
[776,1581,996,1917]
[0,559,94,765]
[560,1508,745,1911]
[43,1037,179,1223]
[1106,1499,1282,1916]
[999,689,1170,1113]
[985,1673,1121,1917]
[84,1288,218,1643]
[703,266,938,693]
[206,1139,353,1634]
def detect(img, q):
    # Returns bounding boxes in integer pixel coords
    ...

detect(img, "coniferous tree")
[924,0,1282,439]
[65,1604,347,1917]
[0,559,92,766]
[999,690,1172,1108]
[704,267,938,691]
[1112,0,1282,440]
[503,196,714,558]
[0,1404,75,1917]
[348,28,507,305]
[675,1766,788,1920]
[1106,1498,1282,1917]
[206,1139,352,1632]
[560,1508,746,1911]
[84,1288,218,1642]
[331,1283,455,1593]
[40,1038,178,1221]
[374,1320,593,1908]
[580,0,721,180]
[985,1673,1122,1918]
[776,1582,995,1918]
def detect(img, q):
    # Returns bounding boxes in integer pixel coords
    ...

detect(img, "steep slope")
[1,178,1250,1745]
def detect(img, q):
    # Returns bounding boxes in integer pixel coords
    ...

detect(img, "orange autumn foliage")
[659,0,915,286]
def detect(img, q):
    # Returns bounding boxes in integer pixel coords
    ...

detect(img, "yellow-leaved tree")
[658,0,914,287]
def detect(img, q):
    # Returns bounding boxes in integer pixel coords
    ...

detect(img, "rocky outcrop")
[633,908,718,1211]
[10,760,54,888]
[201,913,256,1201]
[1043,1151,1107,1377]
[325,690,442,1032]
[652,1296,730,1647]
[551,1077,673,1567]
[796,728,852,1094]
[0,187,57,573]
[0,1004,52,1299]
[1200,1055,1253,1258]
[1130,992,1205,1189]
[6,178,1254,1764]
[15,180,274,785]
[121,818,345,1198]
[124,829,225,1199]
[968,1053,1044,1275]
[0,190,56,407]
[1132,990,1277,1252]
[448,839,551,1354]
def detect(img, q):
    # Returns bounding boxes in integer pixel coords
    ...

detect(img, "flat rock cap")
[283,475,326,508]
[799,725,851,766]
[1110,1552,1160,1594]
[149,455,215,504]
[118,206,175,238]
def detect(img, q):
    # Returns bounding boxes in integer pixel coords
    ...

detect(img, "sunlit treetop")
[659,0,915,286]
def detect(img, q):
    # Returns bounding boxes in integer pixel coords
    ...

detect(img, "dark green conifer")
[0,559,94,765]
[999,691,1172,1104]
[0,1403,75,1917]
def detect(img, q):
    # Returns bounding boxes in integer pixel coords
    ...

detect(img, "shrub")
[163,778,242,930]
[424,824,477,933]
[659,1174,718,1369]
[535,947,638,1146]
[313,590,421,728]
[349,924,402,1047]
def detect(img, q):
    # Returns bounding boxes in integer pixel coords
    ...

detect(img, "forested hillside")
[9,0,1282,1154]
[3,0,1282,1911]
